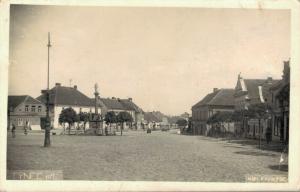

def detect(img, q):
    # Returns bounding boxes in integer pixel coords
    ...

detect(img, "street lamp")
[43,32,51,147]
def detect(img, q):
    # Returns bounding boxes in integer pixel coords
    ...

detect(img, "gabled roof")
[192,89,235,109]
[207,89,235,106]
[120,99,144,113]
[36,85,93,106]
[144,112,161,122]
[243,79,280,99]
[100,98,126,110]
[8,95,44,109]
[98,98,144,112]
[192,91,219,108]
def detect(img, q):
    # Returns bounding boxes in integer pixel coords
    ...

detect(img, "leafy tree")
[79,112,90,133]
[105,111,117,124]
[59,107,78,134]
[176,118,188,127]
[105,111,117,134]
[116,111,133,136]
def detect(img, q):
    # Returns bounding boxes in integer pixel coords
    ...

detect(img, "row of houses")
[191,60,290,143]
[8,83,145,130]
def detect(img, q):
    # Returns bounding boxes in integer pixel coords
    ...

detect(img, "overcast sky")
[9,5,290,116]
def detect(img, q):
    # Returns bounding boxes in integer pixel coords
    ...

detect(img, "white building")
[37,83,96,128]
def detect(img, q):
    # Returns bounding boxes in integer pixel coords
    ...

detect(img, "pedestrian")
[11,124,16,138]
[24,121,28,135]
[265,127,272,144]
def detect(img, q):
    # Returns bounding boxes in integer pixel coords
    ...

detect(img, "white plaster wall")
[53,105,97,128]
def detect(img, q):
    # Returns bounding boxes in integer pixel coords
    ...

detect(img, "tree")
[176,118,188,127]
[116,111,133,136]
[105,111,117,134]
[79,112,90,133]
[59,107,78,135]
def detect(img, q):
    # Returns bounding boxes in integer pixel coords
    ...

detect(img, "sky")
[9,5,290,116]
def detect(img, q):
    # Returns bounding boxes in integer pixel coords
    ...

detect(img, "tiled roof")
[207,89,235,106]
[8,95,43,109]
[192,89,235,108]
[243,79,280,99]
[120,99,144,113]
[99,98,144,112]
[36,86,93,106]
[192,91,219,108]
[36,84,144,112]
[144,112,161,122]
[100,98,126,110]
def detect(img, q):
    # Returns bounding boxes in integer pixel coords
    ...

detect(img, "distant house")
[191,88,235,135]
[233,75,280,139]
[143,112,161,129]
[269,60,290,143]
[36,83,95,128]
[99,97,144,129]
[8,95,46,130]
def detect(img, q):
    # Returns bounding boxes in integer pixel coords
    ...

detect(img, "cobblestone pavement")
[7,130,288,181]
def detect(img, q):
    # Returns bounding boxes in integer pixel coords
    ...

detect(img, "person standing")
[24,121,28,135]
[12,124,16,138]
[265,127,272,144]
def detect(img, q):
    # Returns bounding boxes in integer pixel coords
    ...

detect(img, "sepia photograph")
[1,0,300,191]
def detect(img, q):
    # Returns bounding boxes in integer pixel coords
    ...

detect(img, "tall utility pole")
[43,32,51,147]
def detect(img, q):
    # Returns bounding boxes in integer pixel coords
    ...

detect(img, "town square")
[5,4,292,184]
[7,130,287,181]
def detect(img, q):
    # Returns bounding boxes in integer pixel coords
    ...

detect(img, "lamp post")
[43,32,51,147]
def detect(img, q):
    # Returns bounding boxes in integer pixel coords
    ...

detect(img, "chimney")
[213,88,218,93]
[267,77,273,84]
[112,97,116,100]
[55,83,61,87]
[74,85,77,90]
[128,97,132,102]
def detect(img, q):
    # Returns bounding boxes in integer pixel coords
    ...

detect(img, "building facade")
[8,95,46,130]
[233,74,279,139]
[191,88,235,135]
[37,83,144,129]
[37,83,96,128]
[270,60,290,143]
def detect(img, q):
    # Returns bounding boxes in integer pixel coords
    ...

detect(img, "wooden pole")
[44,32,51,147]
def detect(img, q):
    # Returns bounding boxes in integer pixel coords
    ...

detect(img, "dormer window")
[25,105,29,112]
[31,105,36,112]
[38,106,42,112]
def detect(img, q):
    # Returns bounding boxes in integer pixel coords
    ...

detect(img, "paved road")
[7,130,287,181]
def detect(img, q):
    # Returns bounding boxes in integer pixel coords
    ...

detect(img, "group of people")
[10,121,31,138]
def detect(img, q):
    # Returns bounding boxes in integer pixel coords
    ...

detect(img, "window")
[25,105,29,112]
[38,106,42,112]
[31,105,36,112]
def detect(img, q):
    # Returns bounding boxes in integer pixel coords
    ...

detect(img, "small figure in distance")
[147,128,151,134]
[12,124,16,138]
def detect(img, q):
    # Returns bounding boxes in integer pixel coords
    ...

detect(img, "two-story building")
[269,60,290,143]
[8,95,46,130]
[233,74,279,139]
[191,88,235,135]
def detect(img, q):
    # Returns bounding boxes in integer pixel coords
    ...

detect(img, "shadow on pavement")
[269,164,288,172]
[235,150,277,157]
[226,139,286,153]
